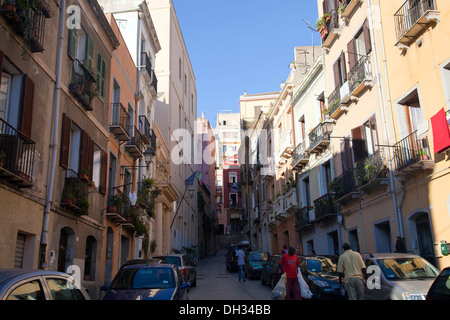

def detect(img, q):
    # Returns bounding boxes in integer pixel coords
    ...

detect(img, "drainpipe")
[367,0,404,239]
[40,0,66,269]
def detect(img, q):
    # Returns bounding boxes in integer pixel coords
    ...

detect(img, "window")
[396,89,425,139]
[302,177,311,207]
[6,280,45,300]
[347,19,372,71]
[96,52,106,99]
[351,116,378,163]
[45,278,85,300]
[229,173,237,183]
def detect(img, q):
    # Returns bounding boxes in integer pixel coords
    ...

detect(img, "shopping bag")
[271,273,287,300]
[298,268,313,299]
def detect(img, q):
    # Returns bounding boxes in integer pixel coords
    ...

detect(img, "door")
[416,213,436,267]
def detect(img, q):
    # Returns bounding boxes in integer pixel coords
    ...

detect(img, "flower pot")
[107,206,117,213]
[63,198,74,205]
[2,3,17,12]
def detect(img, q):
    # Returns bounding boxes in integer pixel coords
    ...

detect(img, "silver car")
[0,269,91,300]
[361,253,440,300]
[153,254,197,287]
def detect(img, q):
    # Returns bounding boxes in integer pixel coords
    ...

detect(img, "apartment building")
[214,112,241,234]
[148,0,198,251]
[0,0,56,269]
[375,0,450,268]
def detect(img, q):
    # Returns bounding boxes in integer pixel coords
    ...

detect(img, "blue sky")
[171,0,321,126]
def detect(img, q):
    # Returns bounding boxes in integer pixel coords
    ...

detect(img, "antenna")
[302,19,319,62]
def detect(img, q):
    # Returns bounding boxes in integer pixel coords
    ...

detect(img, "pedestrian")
[337,242,367,300]
[236,245,246,282]
[282,245,289,255]
[278,246,302,300]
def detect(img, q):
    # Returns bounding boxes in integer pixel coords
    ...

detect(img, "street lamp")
[120,148,155,177]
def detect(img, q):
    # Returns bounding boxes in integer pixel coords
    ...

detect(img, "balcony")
[68,59,97,111]
[291,141,309,171]
[393,130,434,175]
[321,10,341,50]
[348,56,373,98]
[140,52,158,96]
[274,195,287,221]
[110,103,130,141]
[276,129,294,165]
[106,187,138,232]
[308,123,331,154]
[0,0,51,52]
[61,169,90,215]
[330,168,358,204]
[339,0,362,22]
[313,193,337,223]
[327,85,348,120]
[125,126,144,159]
[355,150,390,193]
[138,115,152,145]
[394,0,439,49]
[0,118,35,188]
[283,187,298,214]
[295,206,314,230]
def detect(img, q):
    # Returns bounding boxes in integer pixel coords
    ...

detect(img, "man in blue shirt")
[236,246,246,282]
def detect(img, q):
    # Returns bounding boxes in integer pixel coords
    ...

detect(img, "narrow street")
[188,250,273,300]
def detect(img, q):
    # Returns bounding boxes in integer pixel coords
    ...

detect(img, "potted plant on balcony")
[62,184,75,205]
[77,194,89,215]
[416,149,428,160]
[1,0,17,12]
[316,13,330,39]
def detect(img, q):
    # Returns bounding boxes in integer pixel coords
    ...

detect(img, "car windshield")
[378,257,439,280]
[249,253,268,261]
[307,257,336,273]
[109,267,175,290]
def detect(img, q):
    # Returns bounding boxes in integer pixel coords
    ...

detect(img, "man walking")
[337,242,367,300]
[236,246,246,282]
[279,247,301,300]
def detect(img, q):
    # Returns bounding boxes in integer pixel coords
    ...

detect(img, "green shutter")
[96,52,106,99]
[85,34,94,70]
[68,28,78,58]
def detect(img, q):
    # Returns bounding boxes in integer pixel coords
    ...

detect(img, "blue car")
[102,263,190,300]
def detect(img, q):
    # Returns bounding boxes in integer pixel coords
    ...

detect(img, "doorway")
[415,213,436,266]
[57,227,75,272]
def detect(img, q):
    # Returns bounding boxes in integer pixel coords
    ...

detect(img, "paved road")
[188,250,273,300]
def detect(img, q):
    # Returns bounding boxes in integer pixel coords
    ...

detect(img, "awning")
[431,108,450,153]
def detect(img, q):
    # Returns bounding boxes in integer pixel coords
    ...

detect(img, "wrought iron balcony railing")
[394,0,438,41]
[141,52,158,94]
[313,193,337,221]
[393,130,433,173]
[348,55,373,95]
[330,168,357,201]
[69,59,97,110]
[110,103,130,141]
[125,126,144,158]
[291,140,309,171]
[0,117,35,187]
[327,85,342,117]
[295,206,314,230]
[308,123,331,154]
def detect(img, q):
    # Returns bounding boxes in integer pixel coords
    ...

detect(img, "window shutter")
[85,34,94,70]
[340,51,347,83]
[340,138,353,172]
[333,59,341,89]
[347,39,357,70]
[322,0,329,15]
[80,131,94,177]
[68,29,78,58]
[351,126,368,163]
[99,150,107,195]
[60,113,72,168]
[363,19,372,55]
[20,75,35,138]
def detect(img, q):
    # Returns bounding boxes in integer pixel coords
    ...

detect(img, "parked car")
[225,241,250,273]
[260,255,282,288]
[0,269,91,300]
[426,267,450,300]
[303,255,344,300]
[361,252,440,300]
[102,263,190,300]
[153,254,197,287]
[120,258,163,269]
[245,252,270,279]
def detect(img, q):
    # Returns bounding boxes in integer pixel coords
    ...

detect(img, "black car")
[260,255,282,288]
[245,252,270,279]
[427,267,450,300]
[303,256,345,300]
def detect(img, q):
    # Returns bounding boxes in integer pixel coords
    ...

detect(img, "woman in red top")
[279,247,301,300]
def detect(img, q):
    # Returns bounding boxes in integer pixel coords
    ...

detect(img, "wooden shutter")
[340,51,347,83]
[68,28,78,58]
[60,113,72,168]
[347,39,357,70]
[351,126,368,163]
[363,19,372,55]
[340,138,353,172]
[322,0,329,15]
[333,59,341,89]
[80,131,94,177]
[20,75,35,138]
[99,150,107,194]
[85,34,94,70]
